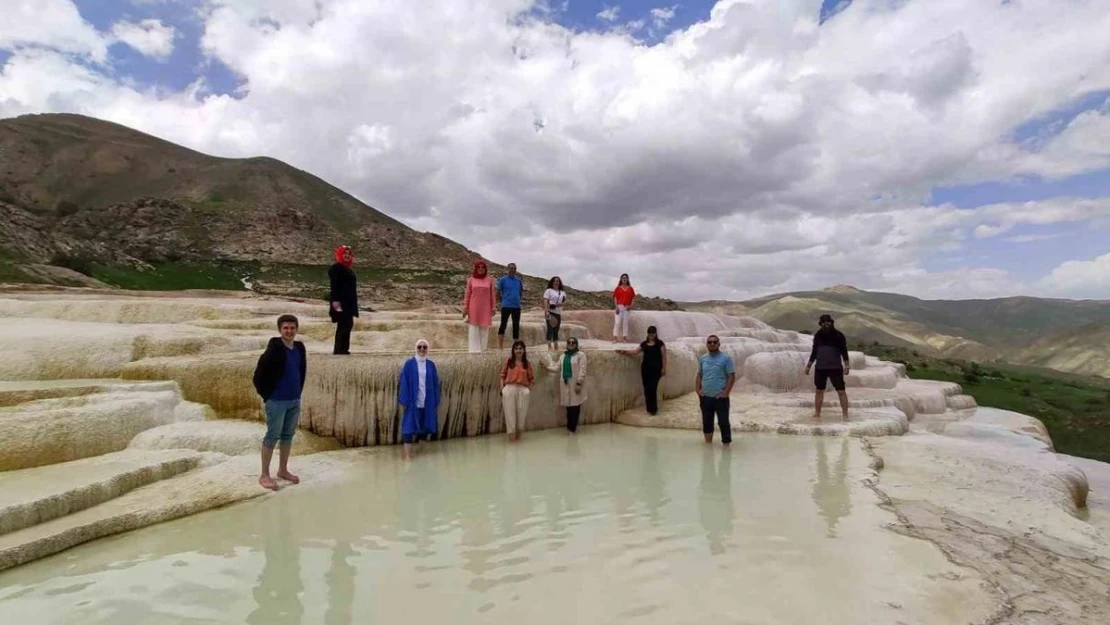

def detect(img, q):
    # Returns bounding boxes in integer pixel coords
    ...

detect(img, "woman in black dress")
[328,244,359,355]
[619,325,667,415]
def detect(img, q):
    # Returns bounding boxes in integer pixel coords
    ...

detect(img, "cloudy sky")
[2,0,1109,302]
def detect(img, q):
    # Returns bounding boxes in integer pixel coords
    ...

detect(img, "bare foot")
[259,475,279,491]
[277,471,300,484]
[811,413,822,421]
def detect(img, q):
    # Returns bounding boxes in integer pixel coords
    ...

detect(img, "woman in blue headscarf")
[398,339,440,459]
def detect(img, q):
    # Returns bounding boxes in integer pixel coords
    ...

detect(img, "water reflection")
[0,428,885,624]
[810,437,851,538]
[246,505,303,625]
[697,447,734,555]
[638,437,667,527]
[325,541,356,625]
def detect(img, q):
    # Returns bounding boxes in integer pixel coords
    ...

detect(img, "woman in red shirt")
[612,273,635,343]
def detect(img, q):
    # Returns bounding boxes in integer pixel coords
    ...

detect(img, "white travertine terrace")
[0,289,1107,622]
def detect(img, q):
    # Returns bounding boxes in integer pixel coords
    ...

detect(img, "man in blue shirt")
[696,334,736,446]
[251,314,307,490]
[496,263,525,349]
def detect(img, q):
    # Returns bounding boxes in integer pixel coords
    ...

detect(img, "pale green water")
[0,426,991,624]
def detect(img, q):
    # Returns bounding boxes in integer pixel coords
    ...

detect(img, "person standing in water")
[804,314,851,421]
[612,273,635,343]
[252,314,307,490]
[500,340,535,442]
[328,245,358,355]
[463,259,496,353]
[696,334,735,446]
[543,276,567,352]
[545,336,587,434]
[398,339,441,460]
[496,263,525,350]
[618,325,667,415]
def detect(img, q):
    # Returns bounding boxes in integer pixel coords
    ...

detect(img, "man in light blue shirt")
[696,334,736,445]
[496,263,525,349]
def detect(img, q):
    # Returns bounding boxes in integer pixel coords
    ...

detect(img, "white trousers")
[502,385,531,434]
[613,305,630,338]
[468,324,489,353]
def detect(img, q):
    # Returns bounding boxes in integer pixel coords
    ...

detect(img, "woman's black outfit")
[328,263,359,355]
[640,339,665,415]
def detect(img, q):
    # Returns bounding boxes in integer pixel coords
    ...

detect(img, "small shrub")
[1021,388,1032,397]
[49,251,94,276]
[904,362,917,373]
[54,200,80,218]
[962,371,980,385]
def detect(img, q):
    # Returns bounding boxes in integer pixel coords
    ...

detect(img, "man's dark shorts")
[814,368,846,392]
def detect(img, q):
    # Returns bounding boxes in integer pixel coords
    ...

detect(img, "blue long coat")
[398,357,440,439]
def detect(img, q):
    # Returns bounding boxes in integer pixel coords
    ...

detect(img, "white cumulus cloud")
[650,6,677,30]
[0,0,107,62]
[1,0,1109,302]
[111,19,176,61]
[597,5,621,22]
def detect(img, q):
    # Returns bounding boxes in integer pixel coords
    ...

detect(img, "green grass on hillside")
[86,260,465,293]
[864,344,1110,463]
[0,258,33,283]
[90,261,248,291]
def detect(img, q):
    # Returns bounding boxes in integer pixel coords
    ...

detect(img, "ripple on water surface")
[0,426,995,624]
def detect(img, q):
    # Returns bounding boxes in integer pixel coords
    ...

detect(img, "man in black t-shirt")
[804,314,850,420]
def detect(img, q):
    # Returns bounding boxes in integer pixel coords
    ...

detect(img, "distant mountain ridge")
[0,113,677,310]
[684,286,1110,378]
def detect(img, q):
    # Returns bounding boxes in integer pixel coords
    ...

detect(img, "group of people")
[330,247,640,357]
[249,245,852,490]
[459,259,637,353]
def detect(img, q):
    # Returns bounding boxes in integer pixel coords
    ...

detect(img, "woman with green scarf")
[545,336,588,433]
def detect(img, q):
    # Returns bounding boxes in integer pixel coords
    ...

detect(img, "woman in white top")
[543,276,567,352]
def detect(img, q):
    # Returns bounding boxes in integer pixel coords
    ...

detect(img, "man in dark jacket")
[804,314,851,420]
[328,244,359,355]
[252,314,308,490]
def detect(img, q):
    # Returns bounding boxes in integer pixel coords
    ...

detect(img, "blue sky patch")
[68,0,244,96]
[931,169,1110,208]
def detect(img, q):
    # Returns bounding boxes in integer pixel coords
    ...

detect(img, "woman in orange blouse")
[500,340,535,442]
[612,273,636,343]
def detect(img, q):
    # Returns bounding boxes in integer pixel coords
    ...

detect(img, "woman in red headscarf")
[462,258,496,353]
[328,245,358,355]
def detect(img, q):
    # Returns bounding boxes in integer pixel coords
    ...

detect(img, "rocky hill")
[685,286,1110,378]
[0,113,677,311]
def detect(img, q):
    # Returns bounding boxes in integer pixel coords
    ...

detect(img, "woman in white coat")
[545,336,587,433]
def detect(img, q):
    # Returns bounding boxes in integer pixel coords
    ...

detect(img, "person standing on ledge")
[252,314,307,490]
[804,314,851,421]
[545,336,587,434]
[398,339,441,460]
[696,335,735,446]
[328,245,358,355]
[500,340,535,442]
[612,273,635,343]
[463,258,496,353]
[496,263,525,350]
[618,325,667,415]
[543,276,567,352]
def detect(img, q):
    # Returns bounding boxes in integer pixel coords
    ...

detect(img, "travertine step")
[0,451,357,572]
[0,449,203,535]
[0,388,200,471]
